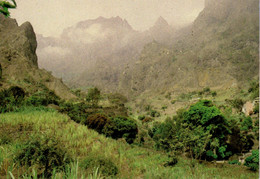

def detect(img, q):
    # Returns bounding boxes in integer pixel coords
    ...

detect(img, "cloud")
[40,46,71,56]
[11,0,205,37]
[66,23,108,44]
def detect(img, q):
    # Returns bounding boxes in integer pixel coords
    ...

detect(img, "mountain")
[37,16,143,90]
[37,16,176,91]
[0,14,76,100]
[147,16,175,44]
[118,0,259,97]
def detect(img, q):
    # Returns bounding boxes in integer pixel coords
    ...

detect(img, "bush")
[59,102,90,123]
[86,87,101,107]
[228,160,241,165]
[164,155,178,167]
[0,86,25,113]
[25,90,59,106]
[80,156,118,177]
[240,116,253,131]
[171,100,176,104]
[14,135,72,177]
[138,115,146,121]
[253,103,259,113]
[211,91,217,97]
[244,150,259,171]
[85,113,110,133]
[150,110,160,117]
[142,117,154,123]
[103,116,138,144]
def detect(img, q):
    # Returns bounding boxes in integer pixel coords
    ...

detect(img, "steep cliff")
[0,14,76,100]
[119,0,259,96]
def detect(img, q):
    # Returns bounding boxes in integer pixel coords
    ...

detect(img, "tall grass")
[0,109,258,178]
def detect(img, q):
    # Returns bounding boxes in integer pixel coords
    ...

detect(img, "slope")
[0,14,76,100]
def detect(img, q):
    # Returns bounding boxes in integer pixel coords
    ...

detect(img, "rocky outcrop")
[0,14,76,100]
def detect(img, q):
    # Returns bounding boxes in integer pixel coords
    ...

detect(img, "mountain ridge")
[0,14,76,100]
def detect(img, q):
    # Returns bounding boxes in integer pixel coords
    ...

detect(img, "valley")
[0,0,259,178]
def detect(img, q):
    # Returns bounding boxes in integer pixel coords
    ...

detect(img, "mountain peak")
[154,16,169,27]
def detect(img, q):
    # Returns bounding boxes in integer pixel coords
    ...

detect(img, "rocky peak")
[0,14,38,66]
[0,14,76,100]
[154,16,169,28]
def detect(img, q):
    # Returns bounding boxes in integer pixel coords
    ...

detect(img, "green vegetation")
[103,116,138,144]
[244,150,259,171]
[0,82,258,178]
[14,135,72,177]
[80,156,118,177]
[0,109,258,178]
[86,87,101,107]
[0,0,16,17]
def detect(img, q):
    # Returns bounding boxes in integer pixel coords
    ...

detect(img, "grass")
[0,109,258,178]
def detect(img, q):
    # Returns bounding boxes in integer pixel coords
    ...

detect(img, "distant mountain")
[118,0,259,96]
[0,14,76,100]
[37,0,258,98]
[147,16,175,44]
[37,16,175,91]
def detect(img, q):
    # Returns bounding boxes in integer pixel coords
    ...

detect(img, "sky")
[9,0,205,37]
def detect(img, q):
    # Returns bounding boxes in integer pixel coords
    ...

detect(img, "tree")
[0,0,16,17]
[183,100,231,160]
[86,87,101,107]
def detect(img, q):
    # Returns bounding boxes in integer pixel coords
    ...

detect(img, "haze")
[10,0,205,37]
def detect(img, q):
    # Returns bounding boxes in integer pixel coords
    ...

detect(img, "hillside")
[0,14,76,100]
[119,0,259,97]
[0,109,258,178]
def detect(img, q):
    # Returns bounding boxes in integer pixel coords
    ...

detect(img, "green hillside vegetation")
[0,83,258,178]
[0,107,259,178]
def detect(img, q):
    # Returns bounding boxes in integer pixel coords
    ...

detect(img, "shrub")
[25,90,60,106]
[150,110,160,117]
[171,100,176,104]
[85,113,110,133]
[86,87,101,107]
[0,86,25,113]
[59,102,90,123]
[225,98,244,111]
[138,115,146,121]
[253,103,259,113]
[211,91,217,97]
[80,156,118,177]
[161,105,168,110]
[103,116,138,144]
[14,135,72,177]
[164,155,178,167]
[142,117,154,123]
[228,160,241,165]
[244,150,259,171]
[240,116,253,131]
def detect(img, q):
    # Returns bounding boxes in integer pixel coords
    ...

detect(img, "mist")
[10,0,205,37]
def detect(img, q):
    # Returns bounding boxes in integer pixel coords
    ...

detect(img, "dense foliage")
[150,100,234,160]
[80,156,118,177]
[84,113,110,133]
[103,116,138,144]
[14,135,72,177]
[244,150,259,171]
[86,87,101,107]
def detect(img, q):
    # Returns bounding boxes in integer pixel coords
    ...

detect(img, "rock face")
[0,14,76,100]
[118,0,259,96]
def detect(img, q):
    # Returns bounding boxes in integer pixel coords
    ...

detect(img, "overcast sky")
[10,0,205,37]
